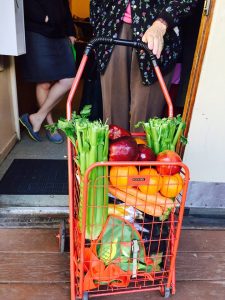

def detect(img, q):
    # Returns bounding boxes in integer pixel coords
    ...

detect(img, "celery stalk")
[86,125,98,239]
[86,124,109,240]
[135,115,187,154]
[45,106,109,241]
[171,121,186,151]
[96,127,109,237]
[150,119,160,154]
[144,123,152,148]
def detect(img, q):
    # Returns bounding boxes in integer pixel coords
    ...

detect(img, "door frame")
[178,0,216,156]
[0,57,20,164]
[10,56,20,140]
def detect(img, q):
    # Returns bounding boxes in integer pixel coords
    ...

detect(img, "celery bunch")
[136,115,187,155]
[46,105,109,240]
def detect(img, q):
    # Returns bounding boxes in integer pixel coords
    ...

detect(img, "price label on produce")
[127,175,150,187]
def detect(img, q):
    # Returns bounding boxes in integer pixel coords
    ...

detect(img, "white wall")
[183,0,225,183]
[0,0,26,55]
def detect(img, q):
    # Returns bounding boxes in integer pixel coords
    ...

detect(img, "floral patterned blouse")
[90,0,198,85]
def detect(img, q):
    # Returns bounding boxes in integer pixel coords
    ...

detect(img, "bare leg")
[30,78,74,132]
[36,82,54,125]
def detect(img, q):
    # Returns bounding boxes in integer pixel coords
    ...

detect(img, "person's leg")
[36,82,54,125]
[30,77,74,132]
[100,23,132,130]
[130,52,173,132]
[36,81,65,143]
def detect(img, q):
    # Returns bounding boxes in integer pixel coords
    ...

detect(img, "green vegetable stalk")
[45,105,109,240]
[136,115,187,154]
[85,122,109,240]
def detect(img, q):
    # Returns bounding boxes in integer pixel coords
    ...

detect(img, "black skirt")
[20,31,76,82]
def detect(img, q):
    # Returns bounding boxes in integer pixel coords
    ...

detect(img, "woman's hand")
[68,36,77,45]
[142,19,167,59]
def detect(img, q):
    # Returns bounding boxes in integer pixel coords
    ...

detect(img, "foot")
[19,114,42,142]
[46,129,64,144]
[29,113,45,132]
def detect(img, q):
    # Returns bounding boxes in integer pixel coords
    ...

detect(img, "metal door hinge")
[203,0,211,16]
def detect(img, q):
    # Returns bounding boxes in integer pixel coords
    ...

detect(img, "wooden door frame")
[178,0,216,156]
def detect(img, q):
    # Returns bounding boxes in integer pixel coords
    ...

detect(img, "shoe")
[46,129,64,144]
[19,114,42,142]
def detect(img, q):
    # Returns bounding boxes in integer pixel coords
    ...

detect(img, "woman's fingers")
[157,39,164,59]
[153,36,159,57]
[154,36,164,59]
[142,31,162,58]
[147,35,154,51]
[142,20,167,59]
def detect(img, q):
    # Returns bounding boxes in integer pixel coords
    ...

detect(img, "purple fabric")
[171,63,182,84]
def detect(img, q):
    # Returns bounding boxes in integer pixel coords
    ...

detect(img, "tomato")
[156,150,182,175]
[138,168,162,195]
[160,174,183,198]
[109,166,138,188]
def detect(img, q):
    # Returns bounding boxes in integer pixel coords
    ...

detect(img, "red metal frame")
[66,40,189,300]
[79,161,189,297]
[66,54,88,300]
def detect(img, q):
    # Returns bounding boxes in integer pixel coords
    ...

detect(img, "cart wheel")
[160,286,171,298]
[58,219,66,253]
[83,292,89,300]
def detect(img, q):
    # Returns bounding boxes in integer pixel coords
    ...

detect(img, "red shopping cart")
[64,38,190,300]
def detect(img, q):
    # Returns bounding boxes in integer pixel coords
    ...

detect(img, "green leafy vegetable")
[46,105,109,240]
[136,115,187,154]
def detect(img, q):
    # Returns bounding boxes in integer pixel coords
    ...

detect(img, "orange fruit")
[134,137,147,145]
[109,166,138,188]
[160,173,183,198]
[138,168,162,195]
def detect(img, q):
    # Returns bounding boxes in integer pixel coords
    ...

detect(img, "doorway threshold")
[182,214,225,230]
[0,204,68,228]
[0,194,68,207]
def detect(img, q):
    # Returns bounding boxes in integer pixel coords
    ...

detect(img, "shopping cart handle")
[67,37,173,119]
[85,37,158,67]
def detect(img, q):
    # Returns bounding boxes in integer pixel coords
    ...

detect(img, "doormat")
[0,159,68,195]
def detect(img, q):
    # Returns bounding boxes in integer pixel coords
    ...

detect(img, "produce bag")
[80,212,164,291]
